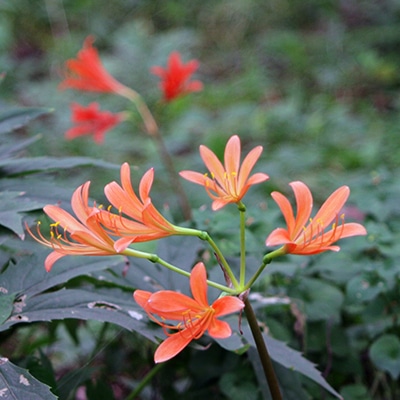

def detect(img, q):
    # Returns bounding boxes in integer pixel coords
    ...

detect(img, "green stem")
[244,247,286,291]
[202,232,240,290]
[123,247,235,294]
[238,201,246,286]
[122,87,192,221]
[244,298,282,400]
[124,362,164,400]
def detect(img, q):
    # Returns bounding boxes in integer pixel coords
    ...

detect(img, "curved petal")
[311,186,349,230]
[44,252,65,272]
[290,181,314,239]
[207,319,232,339]
[190,262,209,308]
[265,227,292,247]
[133,290,152,309]
[139,168,154,201]
[179,170,209,186]
[114,236,135,253]
[237,145,263,189]
[224,135,241,177]
[44,205,85,233]
[270,191,296,236]
[148,291,202,316]
[154,332,192,363]
[211,198,230,211]
[212,296,244,316]
[200,145,226,185]
[245,172,269,187]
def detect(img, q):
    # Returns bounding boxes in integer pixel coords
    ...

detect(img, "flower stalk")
[244,298,283,400]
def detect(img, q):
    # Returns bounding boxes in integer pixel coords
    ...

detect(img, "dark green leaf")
[0,191,43,238]
[0,293,15,324]
[0,107,53,135]
[369,334,400,379]
[0,356,57,399]
[0,156,118,176]
[1,287,160,342]
[0,252,127,299]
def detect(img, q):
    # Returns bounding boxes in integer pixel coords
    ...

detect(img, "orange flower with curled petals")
[59,36,130,96]
[134,262,244,363]
[180,135,269,210]
[151,51,203,101]
[65,102,125,144]
[98,163,182,252]
[266,181,367,255]
[26,182,121,272]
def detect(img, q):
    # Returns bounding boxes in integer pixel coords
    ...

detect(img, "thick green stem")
[244,298,282,400]
[124,362,164,400]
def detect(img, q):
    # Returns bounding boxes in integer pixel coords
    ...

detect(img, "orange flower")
[59,36,129,96]
[65,102,124,143]
[26,182,121,272]
[151,51,203,101]
[99,163,181,252]
[134,262,244,363]
[266,181,367,255]
[180,135,269,210]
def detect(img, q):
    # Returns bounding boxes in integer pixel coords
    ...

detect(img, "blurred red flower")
[65,102,124,143]
[59,36,129,96]
[151,51,203,101]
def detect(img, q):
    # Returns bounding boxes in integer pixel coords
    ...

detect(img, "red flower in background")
[134,262,244,363]
[59,36,129,96]
[151,51,203,101]
[65,102,124,143]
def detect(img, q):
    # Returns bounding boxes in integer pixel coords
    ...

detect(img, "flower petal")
[154,332,192,363]
[212,296,244,317]
[290,181,314,239]
[207,319,232,339]
[224,135,241,177]
[190,262,209,308]
[311,186,349,230]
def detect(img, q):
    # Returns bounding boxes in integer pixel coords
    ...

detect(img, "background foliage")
[1,1,400,399]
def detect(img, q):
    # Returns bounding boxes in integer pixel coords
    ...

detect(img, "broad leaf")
[0,156,118,176]
[0,251,127,299]
[0,293,15,324]
[0,191,43,238]
[1,287,161,342]
[0,357,57,400]
[369,334,400,379]
[0,107,53,135]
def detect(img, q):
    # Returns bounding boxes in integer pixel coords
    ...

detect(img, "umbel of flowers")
[28,135,367,362]
[27,36,367,399]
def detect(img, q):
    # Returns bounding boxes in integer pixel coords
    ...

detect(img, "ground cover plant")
[1,1,400,399]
